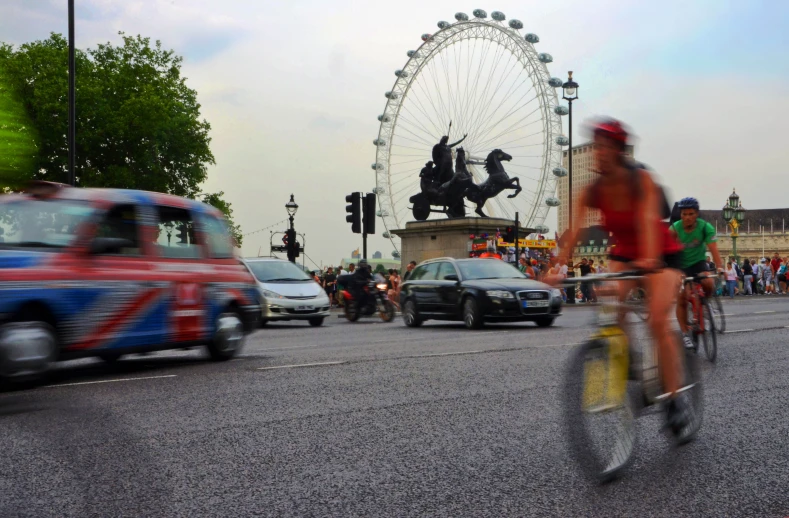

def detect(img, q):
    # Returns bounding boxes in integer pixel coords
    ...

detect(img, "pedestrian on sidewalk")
[323,267,337,307]
[742,259,753,296]
[761,258,774,294]
[725,261,738,298]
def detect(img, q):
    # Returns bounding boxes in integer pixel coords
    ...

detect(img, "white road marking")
[45,374,177,388]
[258,361,346,370]
[415,350,486,358]
[253,344,319,352]
[754,311,776,314]
[726,329,755,334]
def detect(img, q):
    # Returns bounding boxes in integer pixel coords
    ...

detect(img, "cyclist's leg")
[646,267,684,395]
[608,259,635,330]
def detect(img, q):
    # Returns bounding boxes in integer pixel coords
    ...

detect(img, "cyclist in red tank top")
[557,118,690,433]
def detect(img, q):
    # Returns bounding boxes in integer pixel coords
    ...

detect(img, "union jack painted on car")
[0,182,260,375]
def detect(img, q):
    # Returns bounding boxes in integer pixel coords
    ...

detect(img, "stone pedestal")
[391,218,534,270]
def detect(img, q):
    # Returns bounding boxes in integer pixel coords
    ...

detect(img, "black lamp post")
[68,0,76,186]
[285,194,299,263]
[562,71,579,244]
[722,189,745,262]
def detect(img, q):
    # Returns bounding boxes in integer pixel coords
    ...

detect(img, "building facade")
[556,143,634,237]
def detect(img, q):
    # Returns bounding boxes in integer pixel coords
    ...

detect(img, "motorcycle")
[339,274,396,322]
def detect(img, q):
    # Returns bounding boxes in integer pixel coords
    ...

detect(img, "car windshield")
[245,260,313,282]
[456,259,526,281]
[0,198,93,249]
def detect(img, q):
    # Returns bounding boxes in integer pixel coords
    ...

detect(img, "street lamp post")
[562,71,579,251]
[68,0,76,186]
[285,194,299,263]
[722,189,746,262]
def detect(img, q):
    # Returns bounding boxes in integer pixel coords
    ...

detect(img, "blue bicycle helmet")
[677,197,700,210]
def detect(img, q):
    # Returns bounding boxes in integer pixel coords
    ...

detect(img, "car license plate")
[522,300,549,308]
[297,305,313,311]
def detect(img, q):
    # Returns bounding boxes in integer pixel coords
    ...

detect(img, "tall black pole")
[567,98,573,258]
[67,0,76,186]
[362,232,367,260]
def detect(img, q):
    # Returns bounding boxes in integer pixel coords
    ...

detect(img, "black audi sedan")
[399,257,563,329]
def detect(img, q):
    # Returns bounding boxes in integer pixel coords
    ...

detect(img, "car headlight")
[260,289,284,300]
[486,290,514,299]
[376,283,388,291]
[551,289,562,298]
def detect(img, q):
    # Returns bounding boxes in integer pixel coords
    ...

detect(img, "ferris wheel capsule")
[382,231,391,239]
[385,91,399,99]
[548,77,563,87]
[421,33,432,42]
[373,139,386,146]
[545,197,561,207]
[455,12,469,21]
[554,105,569,116]
[371,163,383,171]
[407,50,420,58]
[525,33,540,43]
[553,167,568,177]
[491,11,505,21]
[508,19,523,29]
[472,9,487,18]
[437,20,450,29]
[556,135,569,146]
[373,187,386,195]
[392,251,401,259]
[538,53,553,63]
[535,224,550,234]
[378,114,391,123]
[395,69,409,78]
[377,210,389,218]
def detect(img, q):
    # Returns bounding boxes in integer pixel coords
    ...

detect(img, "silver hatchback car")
[243,258,331,327]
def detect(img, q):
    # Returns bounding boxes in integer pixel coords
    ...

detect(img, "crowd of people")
[718,253,787,298]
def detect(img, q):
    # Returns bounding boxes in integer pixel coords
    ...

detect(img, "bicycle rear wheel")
[563,338,636,483]
[701,299,717,362]
[710,295,725,333]
[673,348,704,445]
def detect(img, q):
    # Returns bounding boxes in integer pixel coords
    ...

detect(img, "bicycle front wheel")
[701,299,717,362]
[563,338,636,483]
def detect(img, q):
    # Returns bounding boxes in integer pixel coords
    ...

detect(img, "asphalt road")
[1,296,787,517]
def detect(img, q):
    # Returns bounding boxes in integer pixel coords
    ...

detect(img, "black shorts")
[681,260,709,279]
[608,253,682,271]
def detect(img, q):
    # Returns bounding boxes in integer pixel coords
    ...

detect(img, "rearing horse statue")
[465,149,521,217]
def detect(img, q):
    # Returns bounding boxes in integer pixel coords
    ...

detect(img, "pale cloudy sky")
[1,0,787,265]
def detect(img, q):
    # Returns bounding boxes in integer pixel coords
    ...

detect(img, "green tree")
[373,263,387,275]
[197,191,242,247]
[0,33,242,237]
[0,49,39,190]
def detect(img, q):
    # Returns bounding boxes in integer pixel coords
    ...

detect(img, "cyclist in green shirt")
[670,197,725,349]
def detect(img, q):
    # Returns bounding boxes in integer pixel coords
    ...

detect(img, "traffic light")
[363,192,376,235]
[286,228,297,262]
[503,226,516,243]
[345,193,361,234]
[177,224,189,244]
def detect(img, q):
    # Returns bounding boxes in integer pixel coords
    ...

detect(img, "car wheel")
[402,299,423,327]
[535,317,555,328]
[0,321,58,382]
[207,310,245,361]
[463,297,484,330]
[308,317,324,327]
[259,319,269,327]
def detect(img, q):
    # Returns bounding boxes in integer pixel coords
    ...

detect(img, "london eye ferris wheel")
[372,10,569,255]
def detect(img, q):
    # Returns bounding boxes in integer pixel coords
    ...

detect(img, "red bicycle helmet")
[592,118,629,147]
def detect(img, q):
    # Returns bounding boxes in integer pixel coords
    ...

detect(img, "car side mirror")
[89,237,134,255]
[445,274,459,281]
